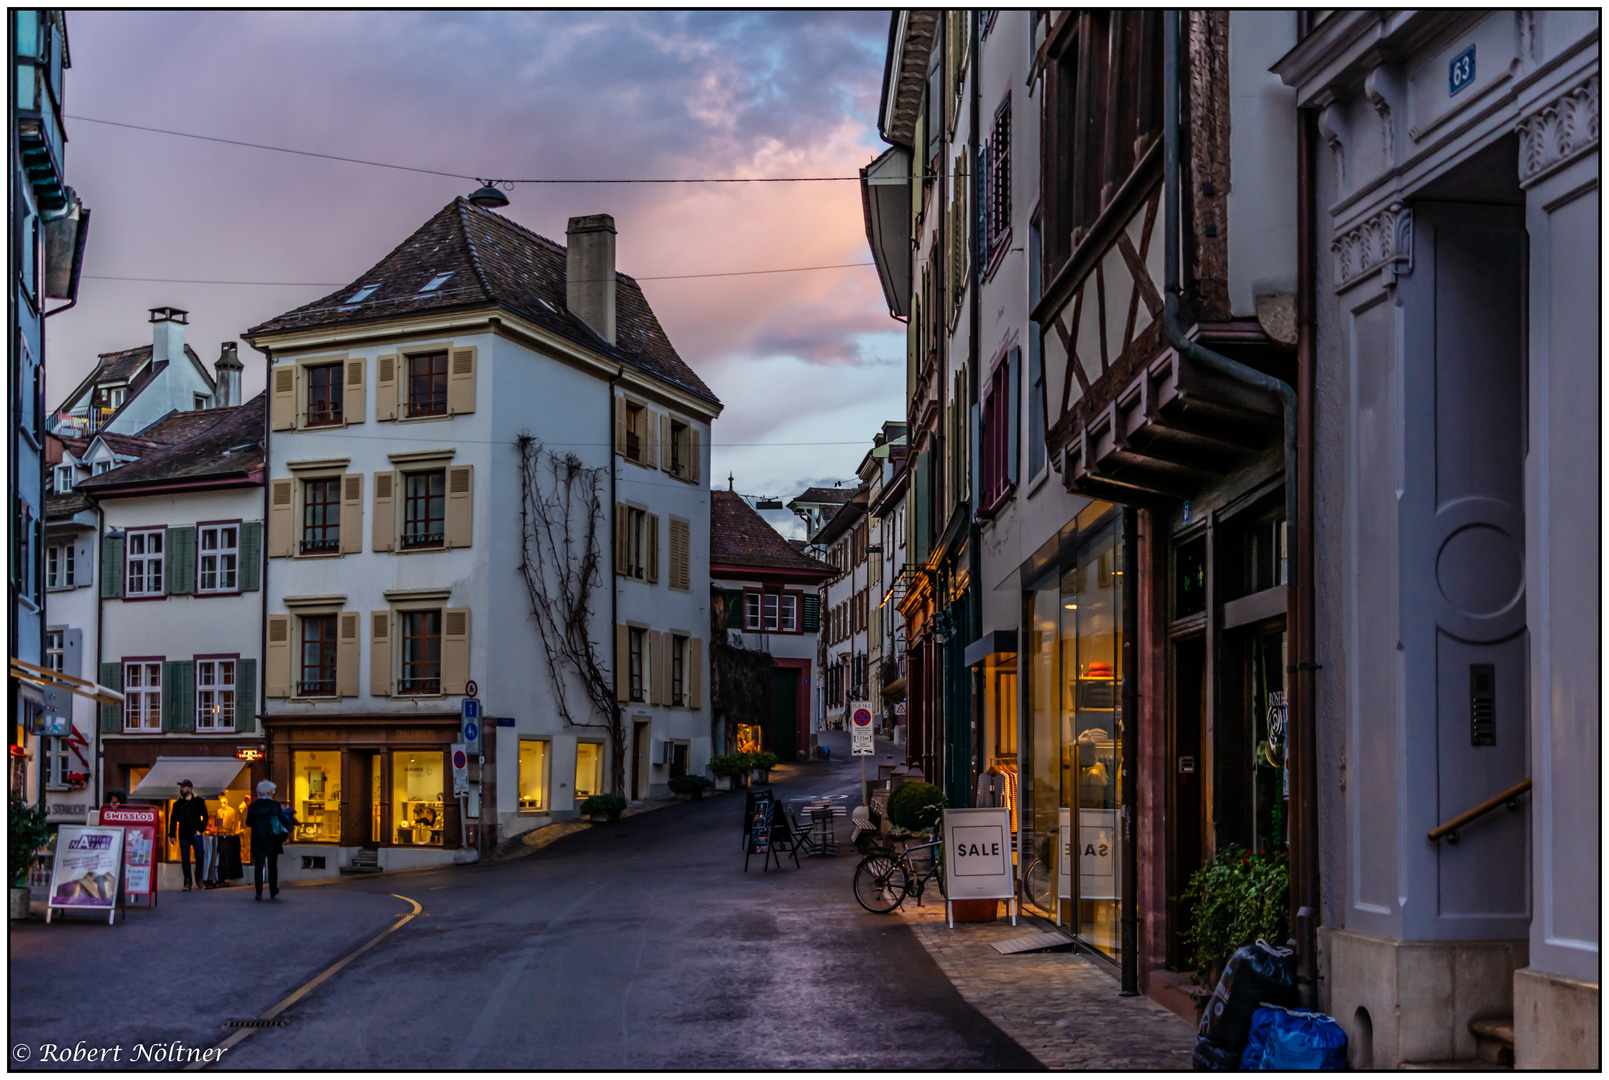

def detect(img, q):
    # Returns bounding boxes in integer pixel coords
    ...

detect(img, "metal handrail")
[1428,777,1532,844]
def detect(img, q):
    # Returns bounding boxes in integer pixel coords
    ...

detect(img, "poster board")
[743,796,778,872]
[99,806,159,908]
[1079,807,1119,901]
[941,806,1017,927]
[45,825,125,925]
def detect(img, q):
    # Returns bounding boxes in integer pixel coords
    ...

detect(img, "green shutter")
[238,521,262,592]
[802,594,821,633]
[725,589,745,629]
[165,660,195,732]
[166,526,196,595]
[234,658,257,733]
[100,535,124,599]
[99,662,123,732]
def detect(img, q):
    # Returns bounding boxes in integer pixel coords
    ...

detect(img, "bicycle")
[852,804,947,914]
[1018,836,1055,915]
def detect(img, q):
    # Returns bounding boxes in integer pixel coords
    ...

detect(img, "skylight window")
[418,272,455,295]
[339,284,381,310]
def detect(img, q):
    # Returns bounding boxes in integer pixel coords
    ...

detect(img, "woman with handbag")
[245,779,297,901]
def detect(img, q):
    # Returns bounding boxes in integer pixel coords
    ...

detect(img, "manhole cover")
[223,1018,289,1029]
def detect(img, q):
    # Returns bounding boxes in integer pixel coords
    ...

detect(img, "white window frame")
[195,658,237,732]
[92,459,114,476]
[123,661,163,732]
[44,736,72,790]
[762,593,780,632]
[54,464,73,492]
[779,594,798,633]
[744,591,762,631]
[44,630,63,672]
[197,522,240,594]
[124,528,164,597]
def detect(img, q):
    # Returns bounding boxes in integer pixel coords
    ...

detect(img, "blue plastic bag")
[1242,1006,1349,1070]
[1192,940,1297,1070]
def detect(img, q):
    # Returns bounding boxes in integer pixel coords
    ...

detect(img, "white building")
[51,307,221,437]
[245,197,720,879]
[809,483,870,730]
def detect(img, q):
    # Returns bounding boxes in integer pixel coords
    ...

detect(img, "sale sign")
[100,805,160,905]
[940,806,1017,927]
[46,825,125,923]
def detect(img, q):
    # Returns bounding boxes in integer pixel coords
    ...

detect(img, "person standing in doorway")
[245,780,294,901]
[168,779,209,892]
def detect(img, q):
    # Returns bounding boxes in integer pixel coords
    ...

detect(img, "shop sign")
[451,744,469,798]
[45,825,125,924]
[1079,808,1119,901]
[235,748,264,762]
[941,806,1018,927]
[100,806,159,906]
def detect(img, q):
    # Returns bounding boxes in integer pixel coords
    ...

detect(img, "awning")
[130,757,247,800]
[881,677,907,701]
[860,145,912,319]
[10,657,124,706]
[964,629,1020,668]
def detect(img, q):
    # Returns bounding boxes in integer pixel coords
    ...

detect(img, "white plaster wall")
[42,519,100,818]
[109,355,218,436]
[1227,10,1299,318]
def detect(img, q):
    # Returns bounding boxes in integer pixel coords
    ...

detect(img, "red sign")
[464,680,478,698]
[99,805,159,905]
[452,749,468,770]
[235,747,264,761]
[852,708,872,727]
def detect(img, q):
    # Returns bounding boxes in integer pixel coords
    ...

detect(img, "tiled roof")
[815,484,870,544]
[77,395,266,493]
[92,345,153,384]
[788,486,855,508]
[46,493,93,521]
[711,490,834,577]
[54,343,211,419]
[137,407,237,444]
[59,431,165,459]
[246,197,720,408]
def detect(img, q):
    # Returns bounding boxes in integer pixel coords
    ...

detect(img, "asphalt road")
[10,733,1039,1071]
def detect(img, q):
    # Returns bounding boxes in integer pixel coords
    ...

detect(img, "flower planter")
[714,775,734,792]
[10,886,31,920]
[588,813,620,824]
[752,769,772,784]
[950,898,1000,923]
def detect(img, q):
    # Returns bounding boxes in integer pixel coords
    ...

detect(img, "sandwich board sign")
[45,824,125,925]
[99,805,159,908]
[941,806,1017,928]
[850,704,874,755]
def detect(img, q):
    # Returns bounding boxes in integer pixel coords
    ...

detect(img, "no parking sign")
[851,705,873,755]
[452,744,469,797]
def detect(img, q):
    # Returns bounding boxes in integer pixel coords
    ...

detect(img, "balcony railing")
[300,537,340,555]
[396,676,441,695]
[296,679,337,697]
[401,530,444,550]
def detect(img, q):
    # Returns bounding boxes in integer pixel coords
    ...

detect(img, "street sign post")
[460,698,482,755]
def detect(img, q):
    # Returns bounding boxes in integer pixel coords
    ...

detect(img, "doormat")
[990,930,1076,955]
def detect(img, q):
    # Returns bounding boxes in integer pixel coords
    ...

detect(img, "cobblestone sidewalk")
[896,902,1196,1070]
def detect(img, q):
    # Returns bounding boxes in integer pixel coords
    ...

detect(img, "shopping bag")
[1242,1006,1348,1070]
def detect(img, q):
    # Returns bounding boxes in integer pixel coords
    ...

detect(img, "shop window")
[305,361,344,427]
[402,470,446,549]
[406,351,449,417]
[575,742,603,802]
[197,524,239,593]
[400,610,442,695]
[302,478,341,554]
[394,750,444,845]
[196,659,236,731]
[293,749,342,843]
[518,740,549,811]
[1174,536,1206,619]
[125,528,164,597]
[123,661,162,732]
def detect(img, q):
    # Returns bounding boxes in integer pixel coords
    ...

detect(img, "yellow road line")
[187,893,423,1070]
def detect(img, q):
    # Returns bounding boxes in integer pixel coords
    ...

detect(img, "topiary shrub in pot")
[710,754,750,791]
[581,793,627,823]
[667,775,714,801]
[886,781,947,835]
[751,751,778,782]
[9,796,51,920]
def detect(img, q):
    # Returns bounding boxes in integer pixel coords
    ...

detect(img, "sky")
[48,10,900,537]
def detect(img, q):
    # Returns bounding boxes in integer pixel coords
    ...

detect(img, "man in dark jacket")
[168,780,209,891]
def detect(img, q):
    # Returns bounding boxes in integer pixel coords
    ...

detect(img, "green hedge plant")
[751,751,778,772]
[886,781,946,833]
[581,793,627,821]
[667,775,713,799]
[1180,845,1289,984]
[710,754,750,779]
[10,796,51,888]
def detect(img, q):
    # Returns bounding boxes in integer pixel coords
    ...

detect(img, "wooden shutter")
[448,346,476,415]
[442,608,471,695]
[99,662,123,732]
[345,357,366,424]
[268,479,294,558]
[726,588,745,629]
[689,638,703,708]
[337,611,361,698]
[445,465,473,549]
[646,413,659,469]
[615,624,629,701]
[165,526,195,596]
[613,396,627,456]
[645,513,659,583]
[1006,346,1020,485]
[802,593,820,633]
[165,660,195,732]
[265,616,290,698]
[376,354,398,421]
[234,658,257,733]
[669,517,690,591]
[340,473,364,554]
[660,418,674,472]
[62,628,82,678]
[370,611,392,697]
[614,504,629,575]
[647,631,662,705]
[373,471,396,553]
[100,534,124,599]
[690,429,702,484]
[271,365,296,430]
[239,521,262,590]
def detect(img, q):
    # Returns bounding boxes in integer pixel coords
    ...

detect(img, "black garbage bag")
[1192,939,1297,1070]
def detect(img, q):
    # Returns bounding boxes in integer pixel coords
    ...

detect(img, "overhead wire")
[81,261,875,288]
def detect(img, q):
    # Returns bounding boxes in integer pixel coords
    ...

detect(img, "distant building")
[50,308,222,437]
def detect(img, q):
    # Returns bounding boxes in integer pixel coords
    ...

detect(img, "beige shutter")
[268,478,294,557]
[337,611,360,698]
[448,346,477,415]
[373,471,396,552]
[660,417,673,472]
[376,354,398,421]
[445,464,473,549]
[647,631,662,706]
[670,517,690,591]
[646,513,659,584]
[370,611,392,696]
[615,504,629,575]
[615,624,629,701]
[442,608,471,695]
[265,615,291,697]
[689,637,703,708]
[340,473,364,554]
[344,357,366,424]
[613,396,626,456]
[271,365,295,431]
[690,428,702,484]
[647,413,660,469]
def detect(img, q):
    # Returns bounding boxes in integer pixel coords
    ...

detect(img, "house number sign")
[1448,46,1475,96]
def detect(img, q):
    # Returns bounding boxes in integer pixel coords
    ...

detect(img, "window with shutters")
[195,657,236,731]
[406,351,449,417]
[668,516,690,591]
[671,634,687,706]
[668,418,689,479]
[628,627,646,702]
[402,470,446,549]
[44,631,63,672]
[197,523,239,593]
[980,359,1014,514]
[46,541,74,589]
[124,528,164,598]
[624,506,649,580]
[123,660,162,731]
[305,362,344,427]
[985,93,1011,273]
[624,402,645,463]
[299,615,338,697]
[399,610,441,695]
[302,478,341,554]
[779,593,799,633]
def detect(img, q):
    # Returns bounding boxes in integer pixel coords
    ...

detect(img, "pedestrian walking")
[168,779,209,892]
[245,780,295,901]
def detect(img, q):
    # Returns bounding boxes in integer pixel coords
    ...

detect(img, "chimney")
[149,306,189,366]
[214,342,243,408]
[566,214,616,344]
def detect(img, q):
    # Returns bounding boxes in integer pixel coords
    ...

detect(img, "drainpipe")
[967,8,983,807]
[609,366,622,785]
[1120,506,1139,995]
[1162,10,1309,995]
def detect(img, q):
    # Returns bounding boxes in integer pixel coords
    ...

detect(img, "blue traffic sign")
[461,698,483,754]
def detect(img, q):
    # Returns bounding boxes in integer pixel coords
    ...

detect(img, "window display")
[294,750,342,843]
[393,751,444,845]
[518,740,549,811]
[574,742,603,803]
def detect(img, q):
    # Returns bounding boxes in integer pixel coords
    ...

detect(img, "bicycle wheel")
[1020,858,1053,913]
[853,855,910,914]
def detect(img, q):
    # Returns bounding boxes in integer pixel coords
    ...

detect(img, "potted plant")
[710,754,750,791]
[751,750,778,783]
[667,775,714,801]
[581,793,627,824]
[10,795,51,920]
[1181,845,1290,992]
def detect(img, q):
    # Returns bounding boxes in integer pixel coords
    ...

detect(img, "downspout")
[259,350,271,793]
[1161,9,1309,991]
[1120,505,1140,994]
[609,366,622,783]
[967,7,983,807]
[95,500,105,805]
